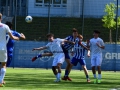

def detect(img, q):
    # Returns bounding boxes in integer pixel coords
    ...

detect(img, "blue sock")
[65,70,69,76]
[37,54,42,58]
[86,75,89,79]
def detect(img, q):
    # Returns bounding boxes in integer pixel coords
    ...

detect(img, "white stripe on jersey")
[63,36,76,50]
[73,41,86,59]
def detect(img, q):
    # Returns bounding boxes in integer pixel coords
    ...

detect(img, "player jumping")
[87,30,105,84]
[62,28,79,81]
[32,33,75,82]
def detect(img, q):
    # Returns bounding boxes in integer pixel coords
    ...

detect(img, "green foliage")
[102,2,120,30]
[102,3,116,29]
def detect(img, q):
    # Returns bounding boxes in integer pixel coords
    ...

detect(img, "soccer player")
[6,21,26,67]
[62,28,79,81]
[63,34,91,82]
[0,13,19,87]
[32,33,75,82]
[87,30,105,84]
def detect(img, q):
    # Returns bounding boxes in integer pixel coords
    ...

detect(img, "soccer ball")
[25,16,32,23]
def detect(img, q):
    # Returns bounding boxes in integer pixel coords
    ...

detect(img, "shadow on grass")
[3,69,120,90]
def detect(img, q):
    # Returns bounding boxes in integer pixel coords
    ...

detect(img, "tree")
[102,2,120,43]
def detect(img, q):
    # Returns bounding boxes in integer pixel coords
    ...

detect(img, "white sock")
[57,73,61,80]
[98,74,101,79]
[93,74,97,79]
[0,68,6,83]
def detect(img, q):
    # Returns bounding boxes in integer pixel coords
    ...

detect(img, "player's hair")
[72,28,78,33]
[46,33,54,38]
[94,30,100,34]
[5,21,13,29]
[0,13,2,19]
[78,34,83,39]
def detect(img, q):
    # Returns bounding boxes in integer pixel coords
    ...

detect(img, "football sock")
[37,54,42,58]
[65,70,69,77]
[86,75,89,79]
[93,74,97,79]
[0,68,6,83]
[57,73,61,80]
[98,74,101,79]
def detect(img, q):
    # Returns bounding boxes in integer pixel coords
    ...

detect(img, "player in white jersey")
[32,33,75,82]
[0,13,19,87]
[87,30,105,84]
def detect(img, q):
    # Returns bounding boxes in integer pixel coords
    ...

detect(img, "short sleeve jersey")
[0,23,10,50]
[46,38,64,57]
[6,30,21,56]
[90,37,105,55]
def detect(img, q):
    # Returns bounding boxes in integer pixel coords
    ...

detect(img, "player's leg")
[32,53,53,62]
[79,59,90,82]
[0,50,7,87]
[6,56,12,67]
[91,55,97,83]
[52,57,59,82]
[52,66,58,80]
[56,63,62,81]
[62,49,72,81]
[96,54,102,83]
[62,57,77,81]
[82,65,90,82]
[55,54,65,82]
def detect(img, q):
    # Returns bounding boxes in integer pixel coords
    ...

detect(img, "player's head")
[5,21,13,29]
[46,33,54,42]
[78,34,83,40]
[0,13,2,21]
[93,30,100,38]
[72,28,78,38]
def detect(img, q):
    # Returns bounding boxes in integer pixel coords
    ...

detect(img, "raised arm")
[8,32,19,40]
[20,33,26,39]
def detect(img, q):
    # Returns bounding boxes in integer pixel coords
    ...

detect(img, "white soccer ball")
[25,16,32,23]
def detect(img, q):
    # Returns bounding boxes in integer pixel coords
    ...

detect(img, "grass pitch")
[1,68,120,90]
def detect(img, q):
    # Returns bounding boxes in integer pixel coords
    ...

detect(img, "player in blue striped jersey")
[64,35,91,82]
[62,28,79,81]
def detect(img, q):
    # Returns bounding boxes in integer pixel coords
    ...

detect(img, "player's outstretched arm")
[32,46,47,51]
[64,40,75,44]
[8,32,19,40]
[79,41,90,50]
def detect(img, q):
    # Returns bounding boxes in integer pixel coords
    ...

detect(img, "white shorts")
[52,53,65,66]
[91,54,102,66]
[0,50,7,62]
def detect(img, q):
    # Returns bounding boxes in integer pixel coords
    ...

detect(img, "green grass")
[1,68,120,90]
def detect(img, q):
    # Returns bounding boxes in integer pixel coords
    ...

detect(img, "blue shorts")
[71,57,86,66]
[62,46,70,59]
